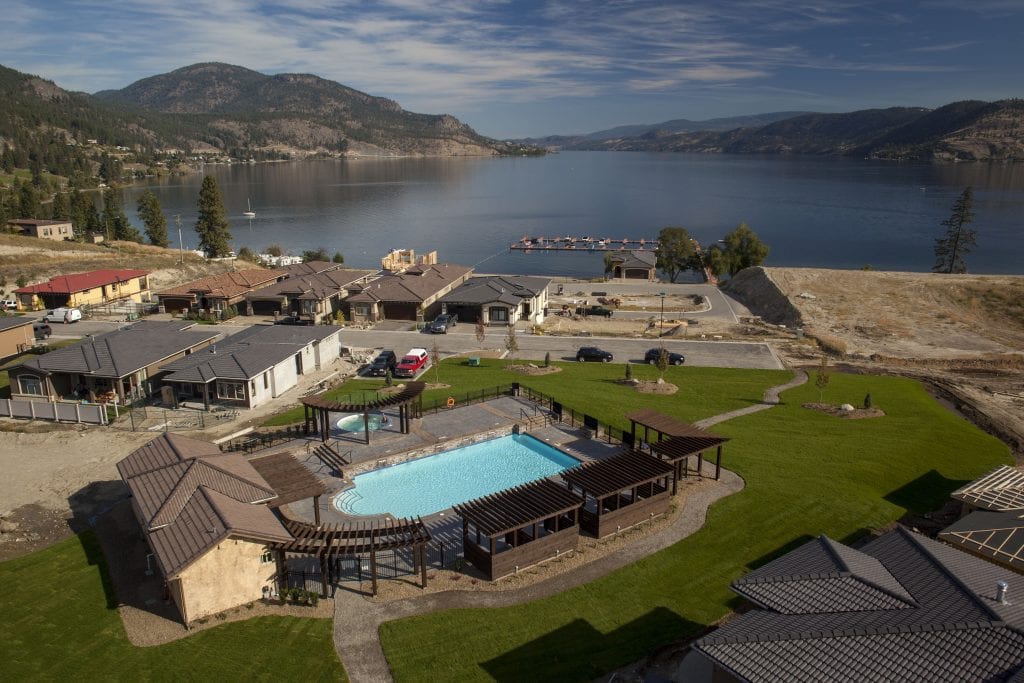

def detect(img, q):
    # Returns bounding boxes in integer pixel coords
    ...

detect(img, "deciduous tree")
[301,247,329,262]
[933,186,977,274]
[654,227,696,283]
[815,356,830,402]
[195,176,232,257]
[332,251,345,264]
[706,222,769,277]
[136,189,168,247]
[504,324,518,367]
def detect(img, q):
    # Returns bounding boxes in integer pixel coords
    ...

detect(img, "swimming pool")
[334,434,579,518]
[333,413,384,434]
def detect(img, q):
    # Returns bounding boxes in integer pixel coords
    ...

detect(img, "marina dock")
[509,236,660,251]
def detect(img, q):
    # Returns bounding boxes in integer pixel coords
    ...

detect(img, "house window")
[263,372,269,389]
[354,304,371,317]
[261,549,274,563]
[489,306,508,323]
[301,300,316,315]
[18,375,43,396]
[216,381,245,400]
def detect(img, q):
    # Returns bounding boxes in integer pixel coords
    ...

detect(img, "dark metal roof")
[245,268,375,302]
[454,478,582,537]
[301,381,426,412]
[249,451,329,507]
[625,409,722,439]
[694,527,1024,683]
[273,516,431,555]
[940,509,1024,573]
[343,263,472,304]
[14,321,219,379]
[560,449,674,498]
[952,465,1024,512]
[650,434,729,462]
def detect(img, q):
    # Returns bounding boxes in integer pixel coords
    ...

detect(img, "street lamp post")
[658,291,666,339]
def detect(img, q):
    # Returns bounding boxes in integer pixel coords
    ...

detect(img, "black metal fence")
[278,541,458,595]
[517,385,630,446]
[419,384,517,415]
[218,426,308,453]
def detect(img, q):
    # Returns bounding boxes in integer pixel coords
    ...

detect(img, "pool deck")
[275,395,621,541]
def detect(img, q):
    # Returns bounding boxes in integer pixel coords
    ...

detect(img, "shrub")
[625,363,633,380]
[543,351,550,367]
[813,334,848,357]
[863,392,873,409]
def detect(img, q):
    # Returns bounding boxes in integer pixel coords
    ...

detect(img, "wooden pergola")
[249,451,330,524]
[625,409,729,482]
[454,479,583,580]
[271,516,432,596]
[301,381,426,444]
[560,450,675,538]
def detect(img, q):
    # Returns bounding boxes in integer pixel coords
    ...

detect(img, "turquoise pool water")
[333,413,384,434]
[334,434,579,518]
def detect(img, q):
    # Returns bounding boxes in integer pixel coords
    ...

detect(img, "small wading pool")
[333,413,385,434]
[334,434,579,518]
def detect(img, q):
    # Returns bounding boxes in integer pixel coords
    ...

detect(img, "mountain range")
[0,62,530,160]
[525,100,1024,161]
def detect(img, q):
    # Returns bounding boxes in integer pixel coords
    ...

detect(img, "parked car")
[575,305,613,318]
[1,299,17,311]
[42,307,82,323]
[33,322,52,340]
[366,350,398,377]
[576,346,613,362]
[428,313,457,333]
[644,348,685,365]
[394,348,431,377]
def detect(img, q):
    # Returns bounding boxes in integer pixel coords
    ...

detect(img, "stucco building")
[345,263,472,325]
[156,269,287,315]
[0,316,35,360]
[14,269,150,310]
[438,275,550,326]
[7,218,74,241]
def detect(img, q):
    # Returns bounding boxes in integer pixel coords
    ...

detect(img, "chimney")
[996,580,1010,605]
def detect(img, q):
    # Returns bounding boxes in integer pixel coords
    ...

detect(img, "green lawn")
[1,532,345,682]
[378,372,1011,681]
[263,358,789,426]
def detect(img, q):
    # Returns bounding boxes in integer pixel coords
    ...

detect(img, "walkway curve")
[332,370,807,682]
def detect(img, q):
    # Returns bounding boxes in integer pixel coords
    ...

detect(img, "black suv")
[428,313,457,333]
[33,322,52,340]
[575,305,613,318]
[644,348,685,365]
[366,350,398,376]
[576,346,613,362]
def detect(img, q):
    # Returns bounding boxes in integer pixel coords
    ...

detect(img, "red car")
[394,348,431,378]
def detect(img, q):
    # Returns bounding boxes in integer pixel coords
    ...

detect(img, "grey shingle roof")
[17,321,219,378]
[439,275,550,306]
[940,509,1024,573]
[0,316,33,332]
[245,268,374,301]
[610,250,656,268]
[119,434,290,578]
[160,324,339,383]
[695,527,1024,682]
[952,465,1024,512]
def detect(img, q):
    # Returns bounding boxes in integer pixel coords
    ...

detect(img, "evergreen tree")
[51,191,69,221]
[102,188,141,242]
[0,144,13,173]
[18,182,41,218]
[195,175,232,257]
[332,251,345,264]
[69,188,97,240]
[933,187,977,274]
[136,189,169,247]
[654,226,696,283]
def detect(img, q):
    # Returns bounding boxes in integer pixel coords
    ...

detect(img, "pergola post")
[321,408,329,442]
[363,408,370,445]
[698,452,704,477]
[319,554,329,598]
[275,549,286,592]
[369,548,378,596]
[419,544,427,588]
[313,494,321,525]
[715,445,722,480]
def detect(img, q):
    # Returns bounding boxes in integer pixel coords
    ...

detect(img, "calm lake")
[123,152,1024,277]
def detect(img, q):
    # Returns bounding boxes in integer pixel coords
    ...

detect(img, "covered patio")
[249,450,330,525]
[561,450,675,539]
[301,382,426,444]
[625,409,729,482]
[455,479,583,580]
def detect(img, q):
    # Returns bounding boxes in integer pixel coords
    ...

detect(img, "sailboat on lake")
[243,198,256,218]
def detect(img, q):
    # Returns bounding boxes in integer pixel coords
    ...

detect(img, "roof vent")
[996,580,1010,605]
[211,345,216,354]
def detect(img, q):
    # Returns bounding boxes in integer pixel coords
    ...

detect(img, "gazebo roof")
[650,434,729,462]
[249,451,329,507]
[625,409,721,438]
[454,478,582,537]
[561,450,674,498]
[301,381,426,412]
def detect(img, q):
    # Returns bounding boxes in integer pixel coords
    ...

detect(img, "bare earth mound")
[508,364,562,376]
[802,403,885,419]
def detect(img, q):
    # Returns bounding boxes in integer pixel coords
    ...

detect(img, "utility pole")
[175,214,183,264]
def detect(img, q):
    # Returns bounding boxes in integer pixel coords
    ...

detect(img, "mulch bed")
[618,379,679,395]
[803,402,885,419]
[508,364,562,376]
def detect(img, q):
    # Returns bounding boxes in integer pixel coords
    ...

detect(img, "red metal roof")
[15,269,149,295]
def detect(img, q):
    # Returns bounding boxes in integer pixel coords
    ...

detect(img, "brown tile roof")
[157,268,287,300]
[119,434,290,578]
[345,264,471,304]
[245,269,375,301]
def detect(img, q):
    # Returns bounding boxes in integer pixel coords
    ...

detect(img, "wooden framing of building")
[626,409,728,482]
[560,450,675,539]
[301,382,426,444]
[271,516,431,596]
[249,451,330,525]
[454,479,583,580]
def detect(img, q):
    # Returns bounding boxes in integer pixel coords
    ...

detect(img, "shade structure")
[301,381,426,443]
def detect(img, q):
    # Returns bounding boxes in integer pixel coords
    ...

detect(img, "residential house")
[159,324,342,409]
[7,320,219,404]
[244,264,375,323]
[156,268,287,315]
[687,527,1024,682]
[0,316,35,359]
[345,263,472,325]
[939,465,1024,574]
[606,250,657,280]
[116,433,290,625]
[7,218,74,241]
[14,269,150,310]
[438,275,550,326]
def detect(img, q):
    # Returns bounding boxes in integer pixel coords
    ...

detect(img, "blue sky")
[2,1,1021,138]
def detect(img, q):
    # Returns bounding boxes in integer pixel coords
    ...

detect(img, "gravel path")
[332,370,806,682]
